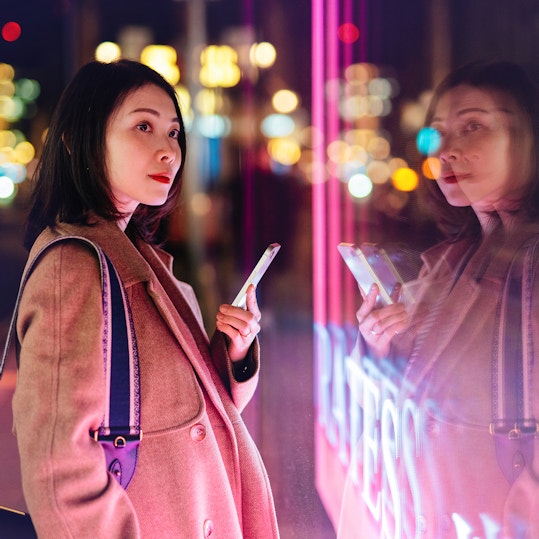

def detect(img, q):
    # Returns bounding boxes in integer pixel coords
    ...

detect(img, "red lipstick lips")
[149,174,171,184]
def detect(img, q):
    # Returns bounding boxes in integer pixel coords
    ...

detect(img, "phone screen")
[232,243,281,307]
[338,243,394,305]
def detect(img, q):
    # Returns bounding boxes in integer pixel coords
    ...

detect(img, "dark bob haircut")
[25,59,187,248]
[422,60,539,240]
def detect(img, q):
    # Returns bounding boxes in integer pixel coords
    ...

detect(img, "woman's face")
[430,84,532,211]
[105,84,182,215]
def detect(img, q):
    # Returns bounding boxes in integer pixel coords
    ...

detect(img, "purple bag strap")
[491,240,538,484]
[1,235,141,489]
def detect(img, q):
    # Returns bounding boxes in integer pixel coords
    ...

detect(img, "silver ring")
[371,327,380,336]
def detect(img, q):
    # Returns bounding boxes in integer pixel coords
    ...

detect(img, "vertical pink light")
[326,0,342,325]
[312,0,327,327]
[357,0,370,247]
[342,0,358,323]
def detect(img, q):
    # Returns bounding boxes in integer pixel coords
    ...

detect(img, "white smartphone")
[232,243,281,308]
[338,242,411,306]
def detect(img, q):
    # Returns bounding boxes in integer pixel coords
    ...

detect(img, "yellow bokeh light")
[0,81,15,98]
[0,130,16,147]
[0,146,16,162]
[272,89,299,114]
[174,85,191,112]
[200,46,240,88]
[141,45,180,85]
[392,167,419,192]
[422,157,441,179]
[0,63,15,83]
[268,138,301,166]
[15,141,35,164]
[95,41,122,63]
[250,42,276,69]
[195,89,218,115]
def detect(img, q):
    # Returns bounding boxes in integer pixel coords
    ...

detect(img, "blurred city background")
[1,1,539,537]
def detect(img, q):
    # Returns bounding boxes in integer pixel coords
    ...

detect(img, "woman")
[339,61,539,538]
[11,59,279,538]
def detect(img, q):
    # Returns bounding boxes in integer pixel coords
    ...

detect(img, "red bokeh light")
[337,23,360,44]
[2,22,22,42]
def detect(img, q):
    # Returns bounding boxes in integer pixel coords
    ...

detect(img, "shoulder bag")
[0,236,141,538]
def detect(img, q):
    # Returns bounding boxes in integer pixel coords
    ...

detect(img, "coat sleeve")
[209,330,260,412]
[13,242,140,539]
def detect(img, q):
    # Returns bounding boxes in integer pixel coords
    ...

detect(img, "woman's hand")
[357,283,409,359]
[216,284,261,362]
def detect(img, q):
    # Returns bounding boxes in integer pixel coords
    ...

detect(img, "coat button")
[190,424,206,442]
[203,519,214,537]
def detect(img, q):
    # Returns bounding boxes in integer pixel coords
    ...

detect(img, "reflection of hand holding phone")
[338,242,413,307]
[232,243,281,308]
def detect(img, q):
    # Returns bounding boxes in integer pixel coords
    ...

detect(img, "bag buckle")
[489,420,538,439]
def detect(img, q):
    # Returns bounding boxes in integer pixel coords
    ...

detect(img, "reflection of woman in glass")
[339,62,539,538]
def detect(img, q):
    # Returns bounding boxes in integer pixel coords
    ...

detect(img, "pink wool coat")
[12,220,279,538]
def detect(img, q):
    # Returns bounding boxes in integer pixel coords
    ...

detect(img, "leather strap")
[1,235,141,489]
[491,239,538,484]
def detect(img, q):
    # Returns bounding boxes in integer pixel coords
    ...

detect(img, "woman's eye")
[169,129,180,139]
[465,122,482,132]
[137,122,151,132]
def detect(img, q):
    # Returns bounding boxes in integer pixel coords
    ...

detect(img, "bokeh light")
[200,45,241,88]
[416,126,441,155]
[392,167,418,191]
[0,175,15,201]
[141,45,180,85]
[249,42,276,69]
[272,89,299,114]
[197,114,231,138]
[14,141,35,164]
[422,157,441,179]
[348,173,373,198]
[2,22,21,42]
[95,41,122,63]
[337,23,360,44]
[261,114,295,138]
[268,138,301,166]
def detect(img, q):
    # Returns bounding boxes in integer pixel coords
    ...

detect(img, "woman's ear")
[61,133,71,155]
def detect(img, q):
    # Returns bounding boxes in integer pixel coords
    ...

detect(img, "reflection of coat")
[339,219,539,539]
[12,220,279,538]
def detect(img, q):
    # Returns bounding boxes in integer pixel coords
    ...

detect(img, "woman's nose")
[159,140,179,163]
[438,135,458,163]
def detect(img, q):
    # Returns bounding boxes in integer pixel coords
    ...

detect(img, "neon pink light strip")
[312,0,327,326]
[326,0,343,324]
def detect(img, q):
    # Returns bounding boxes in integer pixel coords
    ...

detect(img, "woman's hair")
[25,59,187,248]
[422,60,539,239]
